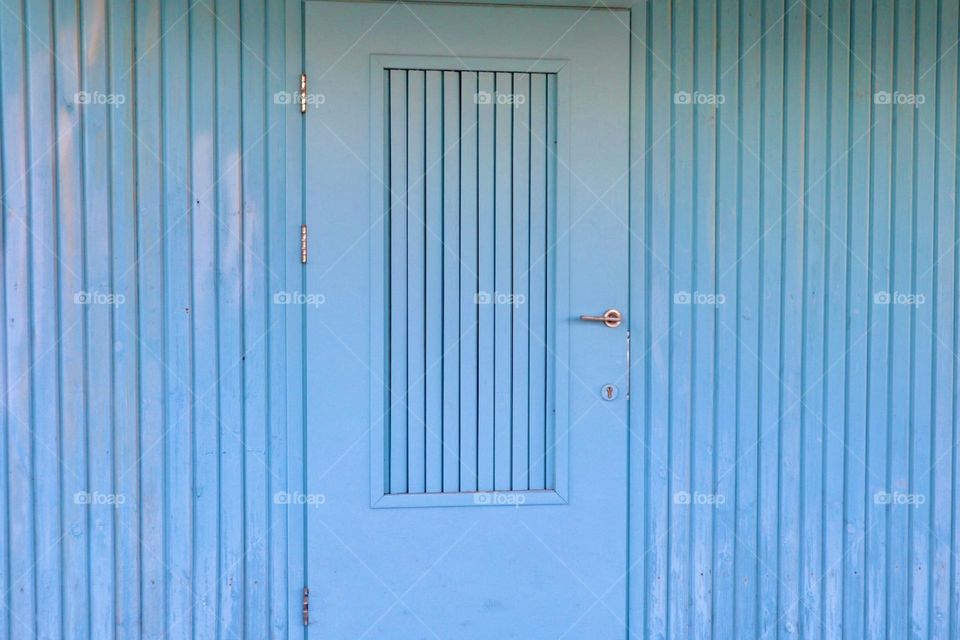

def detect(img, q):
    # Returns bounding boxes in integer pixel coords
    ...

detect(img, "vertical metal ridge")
[775,0,790,629]
[404,67,410,493]
[951,6,960,629]
[924,0,944,634]
[864,0,882,633]
[840,0,860,632]
[423,69,429,495]
[385,68,392,495]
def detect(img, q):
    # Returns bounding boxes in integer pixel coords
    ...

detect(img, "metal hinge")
[625,329,631,399]
[299,73,307,114]
[302,586,309,626]
[300,224,308,264]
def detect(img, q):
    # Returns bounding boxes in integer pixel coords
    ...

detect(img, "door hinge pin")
[302,586,309,626]
[300,224,308,264]
[299,73,308,114]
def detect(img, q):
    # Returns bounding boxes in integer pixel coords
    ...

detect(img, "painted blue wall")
[630,0,960,638]
[0,0,958,638]
[0,0,305,638]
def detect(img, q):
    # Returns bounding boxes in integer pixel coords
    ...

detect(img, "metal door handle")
[579,308,623,328]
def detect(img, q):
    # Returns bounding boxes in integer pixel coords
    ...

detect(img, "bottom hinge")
[302,586,309,626]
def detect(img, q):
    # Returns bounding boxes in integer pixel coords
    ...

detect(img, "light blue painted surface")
[0,0,957,638]
[303,4,629,636]
[0,1,304,638]
[630,0,960,638]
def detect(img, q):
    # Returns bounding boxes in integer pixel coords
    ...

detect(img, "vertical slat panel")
[81,1,117,635]
[692,1,719,637]
[865,1,894,634]
[822,1,852,637]
[511,73,531,491]
[888,1,916,634]
[528,73,548,492]
[477,71,496,492]
[734,0,762,636]
[544,73,558,490]
[903,2,940,637]
[161,0,193,635]
[713,0,738,635]
[493,71,513,491]
[241,0,270,633]
[842,1,874,635]
[756,0,787,635]
[424,70,444,493]
[801,0,828,634]
[133,1,166,637]
[459,71,479,492]
[389,69,408,494]
[26,0,63,637]
[108,2,141,635]
[930,2,959,638]
[778,4,807,636]
[645,0,672,632]
[407,70,427,495]
[910,0,938,635]
[216,0,244,634]
[669,2,694,635]
[0,0,36,634]
[441,70,461,492]
[54,0,94,632]
[189,1,219,636]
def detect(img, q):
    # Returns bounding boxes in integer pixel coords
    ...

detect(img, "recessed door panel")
[374,66,562,506]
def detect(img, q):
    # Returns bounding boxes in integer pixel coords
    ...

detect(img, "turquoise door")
[303,2,629,636]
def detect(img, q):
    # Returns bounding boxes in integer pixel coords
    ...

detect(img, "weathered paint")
[0,1,304,638]
[0,0,957,638]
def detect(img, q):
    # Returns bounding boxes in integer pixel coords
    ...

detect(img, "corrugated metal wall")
[0,1,305,638]
[630,0,960,638]
[2,0,959,637]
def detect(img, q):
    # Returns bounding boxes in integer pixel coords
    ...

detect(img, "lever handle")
[579,308,623,328]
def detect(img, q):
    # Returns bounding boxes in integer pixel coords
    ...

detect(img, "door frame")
[286,1,639,636]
